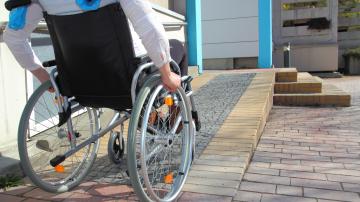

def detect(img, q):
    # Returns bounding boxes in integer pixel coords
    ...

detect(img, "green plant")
[0,175,23,191]
[344,46,360,58]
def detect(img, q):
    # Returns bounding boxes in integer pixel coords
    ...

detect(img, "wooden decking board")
[185,71,275,194]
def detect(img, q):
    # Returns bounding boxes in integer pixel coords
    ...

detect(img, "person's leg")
[169,39,188,76]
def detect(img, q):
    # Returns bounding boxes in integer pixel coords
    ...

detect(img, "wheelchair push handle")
[4,0,31,11]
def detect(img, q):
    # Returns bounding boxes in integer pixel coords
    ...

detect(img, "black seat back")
[44,3,137,110]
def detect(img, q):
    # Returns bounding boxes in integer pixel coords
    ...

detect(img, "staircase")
[274,68,351,107]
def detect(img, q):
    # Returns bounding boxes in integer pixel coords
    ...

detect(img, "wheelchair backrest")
[44,3,137,110]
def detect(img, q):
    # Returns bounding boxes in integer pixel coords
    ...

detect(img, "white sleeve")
[3,3,44,71]
[120,0,171,68]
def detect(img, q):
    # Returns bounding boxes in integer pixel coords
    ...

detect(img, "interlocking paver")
[326,174,360,184]
[239,181,276,194]
[261,194,316,202]
[342,183,360,193]
[188,170,242,181]
[178,192,232,202]
[233,190,262,202]
[239,76,360,201]
[0,185,35,196]
[23,199,51,202]
[280,170,327,181]
[182,184,237,197]
[23,188,73,201]
[291,178,342,191]
[304,188,360,201]
[186,177,239,189]
[0,194,25,202]
[247,165,280,176]
[243,173,290,185]
[276,185,303,197]
[270,163,313,172]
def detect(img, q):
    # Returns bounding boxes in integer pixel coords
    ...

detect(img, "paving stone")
[0,185,35,196]
[62,193,117,202]
[301,161,344,169]
[261,193,316,202]
[186,177,239,189]
[23,199,50,202]
[291,178,342,191]
[182,184,236,197]
[276,185,303,197]
[191,165,243,174]
[270,163,313,172]
[199,155,247,162]
[326,174,360,184]
[87,184,134,197]
[315,167,360,177]
[0,194,25,202]
[178,192,232,202]
[247,166,280,176]
[252,155,281,163]
[291,155,331,162]
[23,188,72,201]
[194,159,245,167]
[281,159,301,165]
[342,183,360,193]
[304,188,360,201]
[244,173,290,185]
[280,170,327,181]
[233,190,262,202]
[239,182,276,194]
[188,170,242,181]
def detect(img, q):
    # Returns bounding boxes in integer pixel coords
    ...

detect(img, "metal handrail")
[1,4,186,34]
[151,3,186,21]
[0,21,187,35]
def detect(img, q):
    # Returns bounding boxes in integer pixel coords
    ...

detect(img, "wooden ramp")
[183,71,275,197]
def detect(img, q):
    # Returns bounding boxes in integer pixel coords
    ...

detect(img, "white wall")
[0,7,28,156]
[201,0,259,59]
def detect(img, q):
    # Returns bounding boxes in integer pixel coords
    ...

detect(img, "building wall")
[0,7,28,155]
[338,4,360,69]
[149,0,170,9]
[201,0,259,69]
[272,0,338,71]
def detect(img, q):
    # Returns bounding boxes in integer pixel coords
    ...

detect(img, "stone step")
[274,83,351,107]
[275,68,298,82]
[275,73,322,94]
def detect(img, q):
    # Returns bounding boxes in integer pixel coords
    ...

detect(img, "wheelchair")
[15,3,200,202]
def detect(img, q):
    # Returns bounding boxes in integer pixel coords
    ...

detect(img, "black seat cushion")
[44,3,138,110]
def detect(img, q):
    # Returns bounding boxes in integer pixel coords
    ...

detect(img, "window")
[283,17,331,30]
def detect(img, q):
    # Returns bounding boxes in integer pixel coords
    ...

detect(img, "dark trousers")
[169,39,188,76]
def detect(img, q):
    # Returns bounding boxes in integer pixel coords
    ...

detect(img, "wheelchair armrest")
[43,60,57,67]
[134,55,151,66]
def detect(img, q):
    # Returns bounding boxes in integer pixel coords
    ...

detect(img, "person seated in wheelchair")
[5,1,201,199]
[4,0,188,95]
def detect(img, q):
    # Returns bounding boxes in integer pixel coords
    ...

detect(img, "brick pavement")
[236,76,360,202]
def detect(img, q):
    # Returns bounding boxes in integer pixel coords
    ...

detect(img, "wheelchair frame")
[46,59,198,169]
